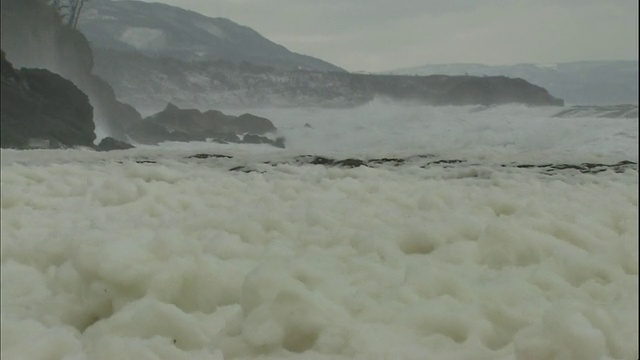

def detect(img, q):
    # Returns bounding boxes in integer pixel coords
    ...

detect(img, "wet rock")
[96,137,135,151]
[1,50,95,149]
[133,103,283,147]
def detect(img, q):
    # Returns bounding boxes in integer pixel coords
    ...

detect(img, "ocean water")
[1,103,638,360]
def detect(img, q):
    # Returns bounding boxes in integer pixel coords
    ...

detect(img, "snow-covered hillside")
[77,0,343,72]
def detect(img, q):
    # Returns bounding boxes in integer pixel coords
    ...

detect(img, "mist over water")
[1,104,638,359]
[211,101,636,165]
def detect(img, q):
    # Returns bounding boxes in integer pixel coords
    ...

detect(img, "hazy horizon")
[130,0,639,72]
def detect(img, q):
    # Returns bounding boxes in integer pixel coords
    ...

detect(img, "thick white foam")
[1,104,638,359]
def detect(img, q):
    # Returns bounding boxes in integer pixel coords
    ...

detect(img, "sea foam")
[1,158,637,359]
[1,104,638,359]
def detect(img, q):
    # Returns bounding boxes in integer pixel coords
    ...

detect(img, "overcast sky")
[135,0,638,72]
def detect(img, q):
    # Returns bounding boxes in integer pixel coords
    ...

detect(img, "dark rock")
[133,103,283,147]
[136,152,637,175]
[186,153,233,159]
[125,120,175,145]
[295,155,335,166]
[549,164,585,171]
[234,114,278,134]
[428,159,466,165]
[611,161,637,173]
[335,158,368,168]
[273,137,286,149]
[442,76,564,107]
[516,164,548,169]
[96,137,135,151]
[85,74,144,140]
[1,50,95,148]
[1,0,144,142]
[242,134,269,144]
[229,165,262,173]
[511,161,637,174]
[291,156,367,168]
[358,74,564,107]
[232,156,637,175]
[369,158,406,166]
[145,103,275,135]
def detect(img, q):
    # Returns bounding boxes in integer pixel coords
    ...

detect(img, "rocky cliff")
[355,74,563,107]
[1,0,285,148]
[1,50,95,148]
[0,0,143,141]
[129,103,284,147]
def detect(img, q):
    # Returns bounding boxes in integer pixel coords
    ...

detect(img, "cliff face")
[92,49,564,114]
[1,51,95,148]
[0,0,143,141]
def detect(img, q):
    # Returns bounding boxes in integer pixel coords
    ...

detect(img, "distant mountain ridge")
[387,61,638,105]
[78,0,344,72]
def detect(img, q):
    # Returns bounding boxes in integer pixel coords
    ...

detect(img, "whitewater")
[1,103,638,360]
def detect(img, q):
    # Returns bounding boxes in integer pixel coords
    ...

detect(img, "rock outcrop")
[223,155,638,175]
[356,74,564,107]
[1,50,95,148]
[96,137,135,151]
[1,0,144,141]
[78,0,344,72]
[129,103,284,147]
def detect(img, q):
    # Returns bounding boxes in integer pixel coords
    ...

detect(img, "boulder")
[233,114,278,134]
[131,103,283,147]
[145,103,276,134]
[96,137,135,151]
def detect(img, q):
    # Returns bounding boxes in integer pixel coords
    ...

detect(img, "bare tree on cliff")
[49,0,87,29]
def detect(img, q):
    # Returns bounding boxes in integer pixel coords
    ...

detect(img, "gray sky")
[136,0,638,72]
